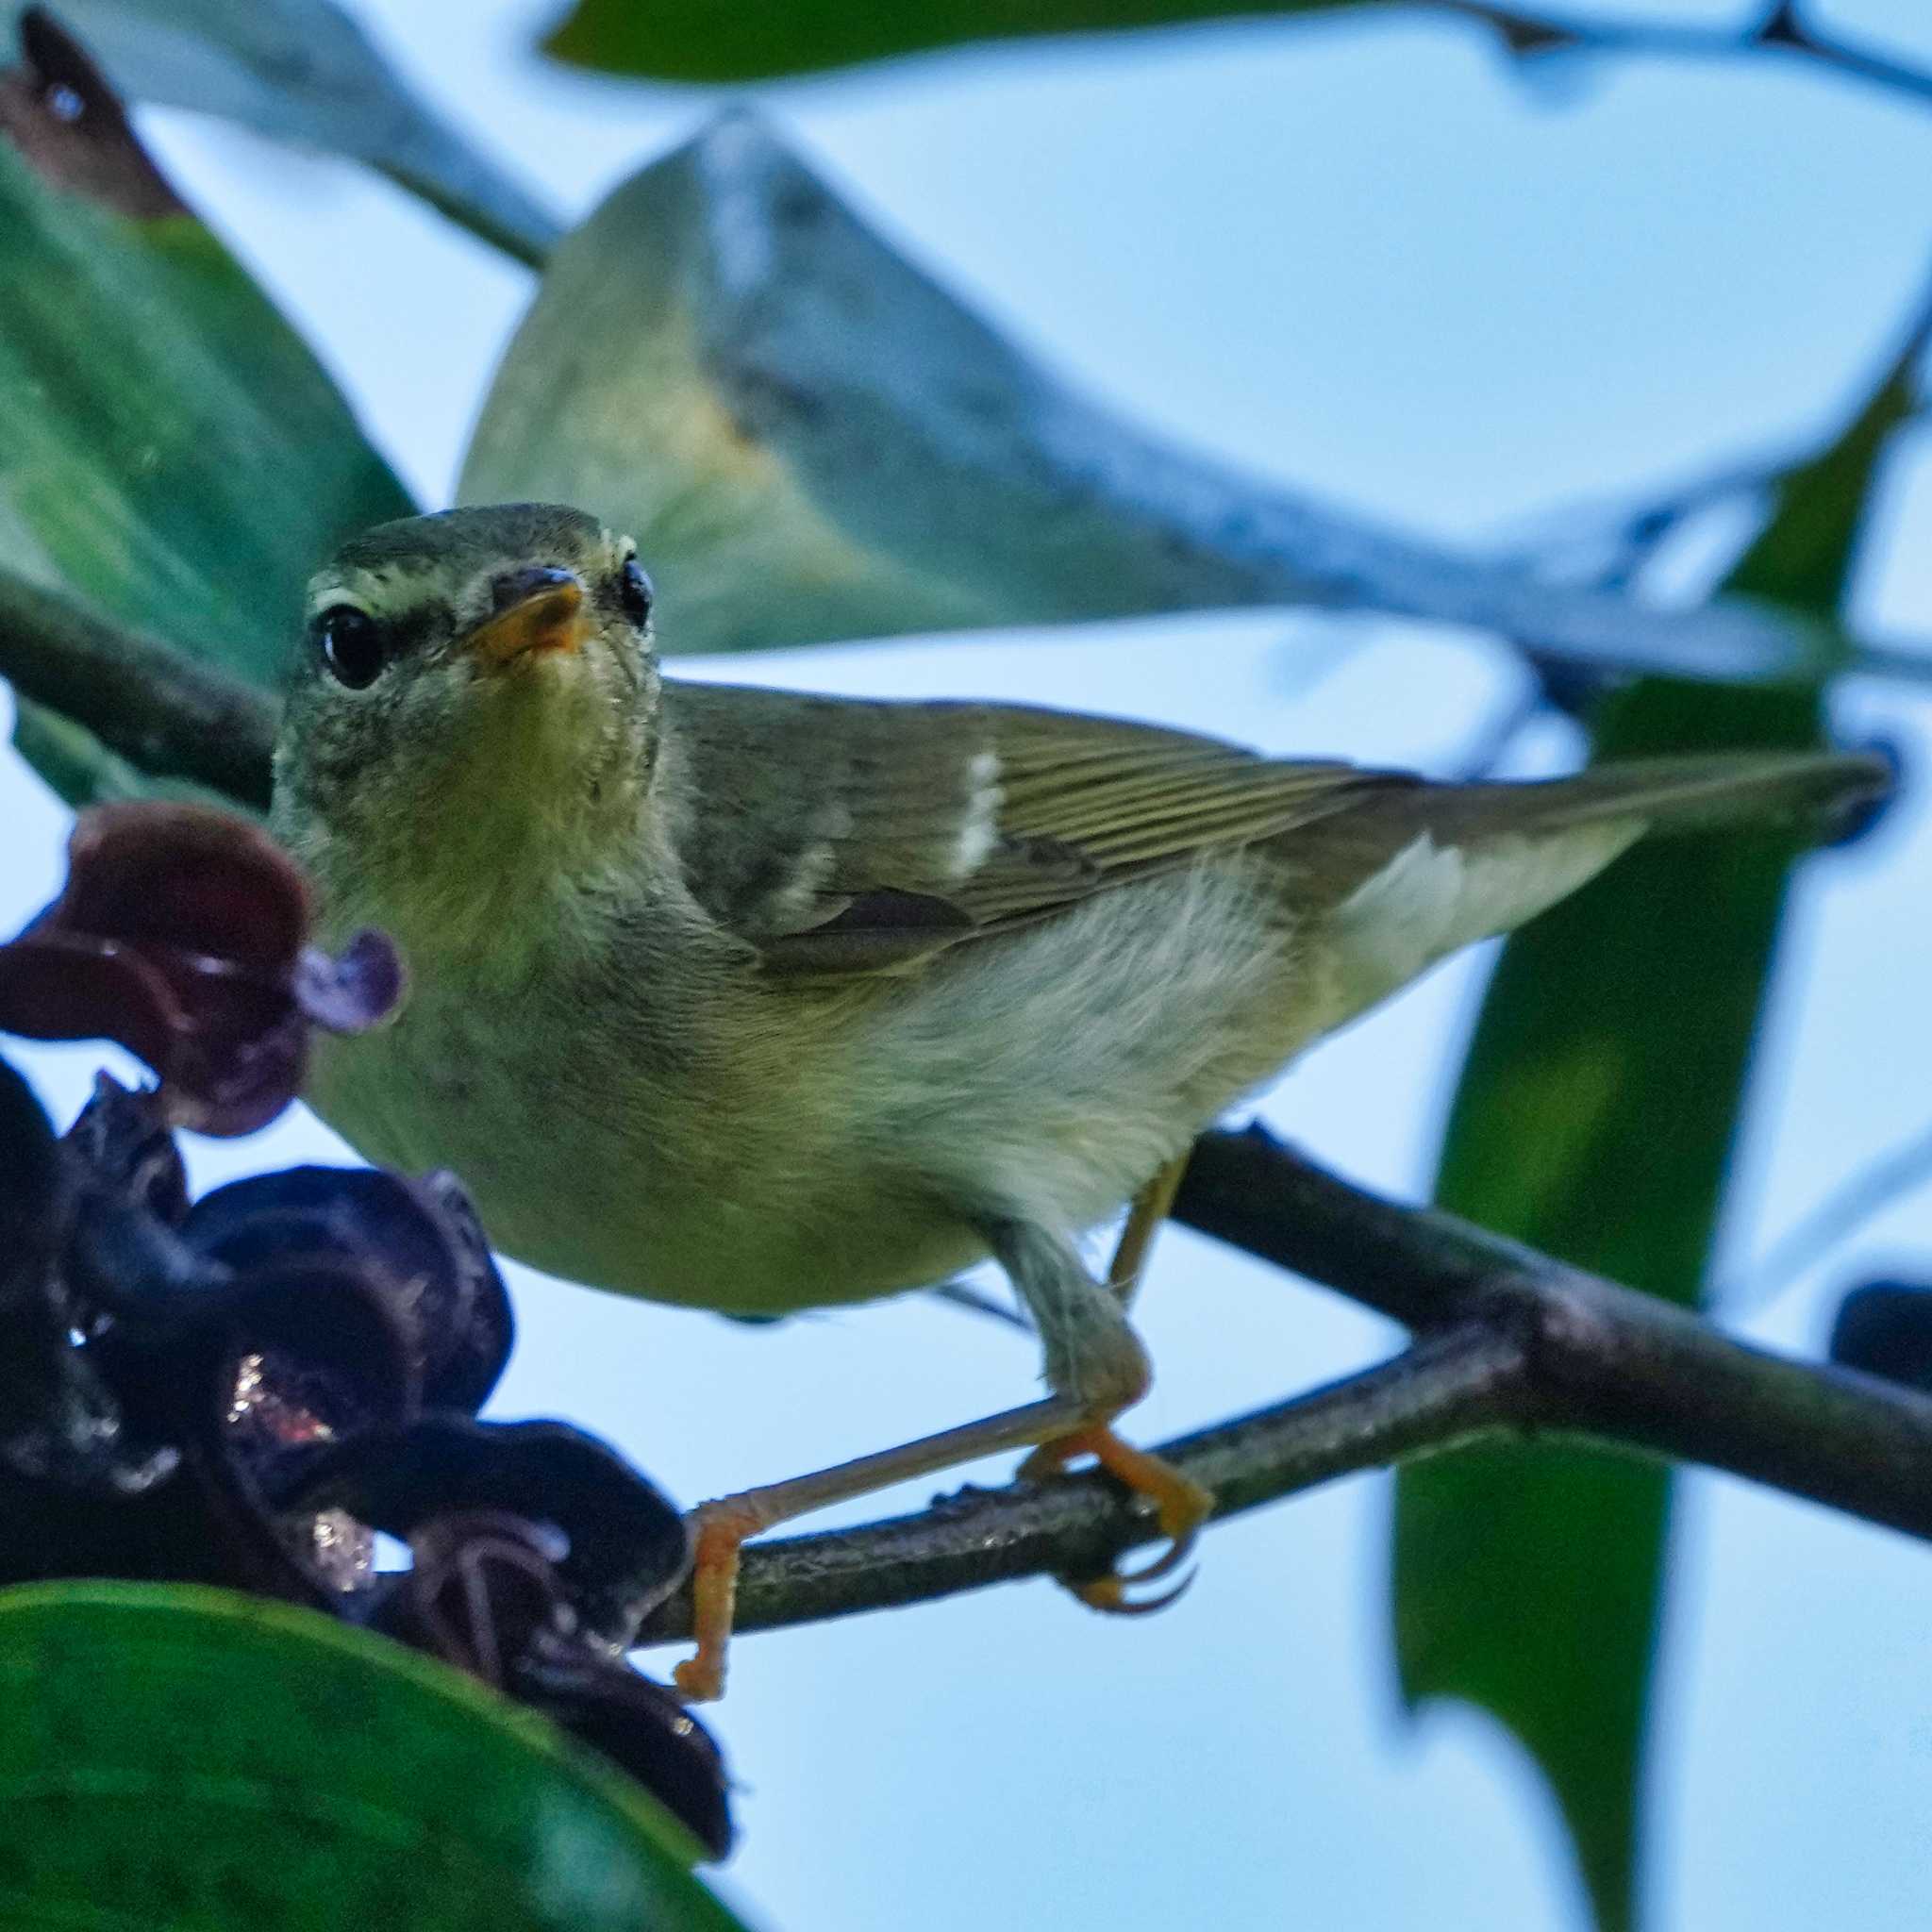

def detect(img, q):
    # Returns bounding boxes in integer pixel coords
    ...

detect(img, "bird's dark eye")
[316,606,386,690]
[619,556,655,629]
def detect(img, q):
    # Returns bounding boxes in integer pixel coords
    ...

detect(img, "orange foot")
[1019,1425,1213,1612]
[671,1497,773,1704]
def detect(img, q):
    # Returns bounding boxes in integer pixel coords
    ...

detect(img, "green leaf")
[40,0,560,263]
[1391,315,1921,1931]
[540,0,1580,84]
[461,111,1829,690]
[0,34,412,803]
[0,1580,750,1929]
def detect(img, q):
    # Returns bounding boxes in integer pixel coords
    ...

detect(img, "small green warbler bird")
[271,503,1885,1696]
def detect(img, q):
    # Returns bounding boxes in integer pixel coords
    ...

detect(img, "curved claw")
[1069,1564,1198,1616]
[1112,1516,1202,1588]
[1019,1423,1214,1618]
[1058,1507,1200,1614]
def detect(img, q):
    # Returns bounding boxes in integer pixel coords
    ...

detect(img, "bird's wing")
[659,680,1407,975]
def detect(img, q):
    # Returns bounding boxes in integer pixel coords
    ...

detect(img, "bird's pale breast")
[305,858,1318,1316]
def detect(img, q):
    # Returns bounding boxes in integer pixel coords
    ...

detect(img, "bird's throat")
[284,681,650,985]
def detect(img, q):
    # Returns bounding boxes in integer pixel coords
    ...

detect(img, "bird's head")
[271,504,662,941]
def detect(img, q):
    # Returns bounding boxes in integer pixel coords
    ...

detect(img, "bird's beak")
[464,567,591,671]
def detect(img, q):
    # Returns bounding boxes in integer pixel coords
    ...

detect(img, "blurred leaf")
[0,1580,749,1926]
[540,0,1579,83]
[1392,313,1921,1930]
[461,111,1833,687]
[0,14,411,802]
[34,1,559,262]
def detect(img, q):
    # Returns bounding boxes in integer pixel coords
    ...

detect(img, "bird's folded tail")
[1307,747,1891,1033]
[1415,748,1892,842]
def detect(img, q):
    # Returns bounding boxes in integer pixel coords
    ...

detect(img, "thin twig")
[1454,682,1547,779]
[0,573,275,808]
[1491,456,1781,591]
[926,1278,1032,1332]
[1457,2,1932,114]
[633,1130,1932,1646]
[1459,457,1790,775]
[1732,1117,1932,1307]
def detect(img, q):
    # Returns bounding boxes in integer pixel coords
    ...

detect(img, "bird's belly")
[305,1015,990,1318]
[304,858,1315,1317]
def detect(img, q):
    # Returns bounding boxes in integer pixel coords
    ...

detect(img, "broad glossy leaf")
[49,0,559,262]
[0,20,412,802]
[0,1581,749,1926]
[541,0,1576,82]
[1392,319,1918,1930]
[461,112,1829,687]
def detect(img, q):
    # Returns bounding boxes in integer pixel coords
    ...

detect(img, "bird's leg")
[1014,1158,1183,1509]
[1105,1151,1191,1308]
[673,1390,1095,1702]
[995,1205,1212,1613]
[671,1201,1210,1703]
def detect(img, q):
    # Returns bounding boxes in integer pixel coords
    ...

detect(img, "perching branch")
[0,573,275,808]
[635,1127,1932,1647]
[1172,1128,1932,1527]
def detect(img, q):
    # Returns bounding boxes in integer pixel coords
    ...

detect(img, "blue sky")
[3,3,1930,1927]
